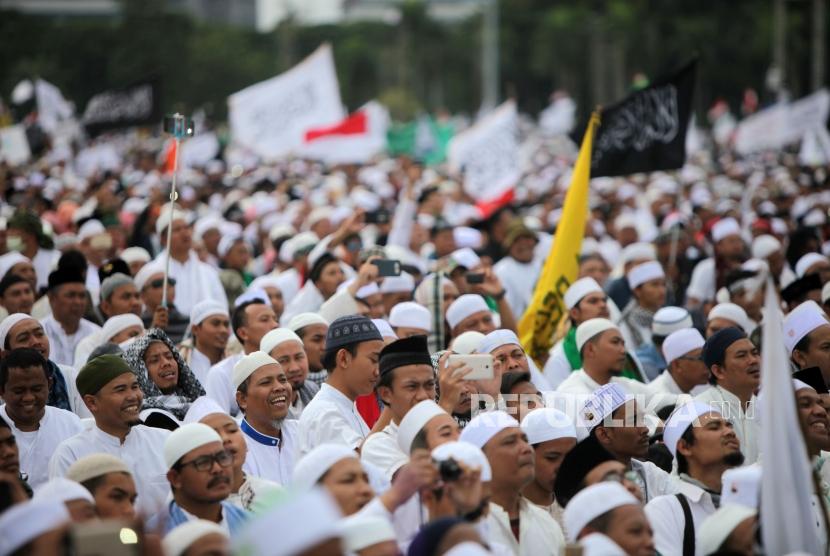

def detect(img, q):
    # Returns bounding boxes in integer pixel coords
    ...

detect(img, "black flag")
[82,79,160,136]
[591,60,696,177]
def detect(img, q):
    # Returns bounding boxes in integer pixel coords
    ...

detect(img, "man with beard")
[160,423,249,535]
[287,313,329,387]
[686,217,746,310]
[260,328,318,420]
[645,401,745,556]
[48,354,171,517]
[233,352,298,485]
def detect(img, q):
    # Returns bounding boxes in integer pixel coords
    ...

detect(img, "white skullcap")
[751,235,781,259]
[66,453,131,483]
[652,306,693,336]
[446,294,489,330]
[193,215,224,241]
[234,288,269,308]
[711,217,741,243]
[0,498,69,556]
[134,260,165,291]
[156,206,188,236]
[563,482,640,543]
[795,252,829,278]
[77,219,105,242]
[281,232,318,263]
[119,246,151,265]
[783,300,830,353]
[627,260,665,289]
[478,329,522,354]
[564,277,603,310]
[720,465,762,509]
[190,300,229,326]
[459,410,520,450]
[0,313,32,348]
[338,279,380,300]
[371,319,397,340]
[450,331,485,354]
[380,272,415,294]
[183,396,227,425]
[454,227,483,249]
[663,401,719,458]
[662,328,706,365]
[620,242,656,265]
[164,520,229,556]
[823,281,830,305]
[579,534,626,556]
[431,441,492,482]
[338,515,396,553]
[698,505,757,556]
[33,477,94,504]
[217,234,246,259]
[575,318,618,352]
[389,302,431,332]
[578,383,630,431]
[521,408,576,445]
[614,212,638,231]
[397,400,449,455]
[0,252,30,280]
[163,422,223,469]
[269,223,296,243]
[233,488,342,556]
[287,312,329,332]
[100,313,144,343]
[260,328,303,355]
[292,444,358,490]
[450,247,481,270]
[707,303,750,332]
[232,351,280,389]
[443,542,492,556]
[308,206,334,227]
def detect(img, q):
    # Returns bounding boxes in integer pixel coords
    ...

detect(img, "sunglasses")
[177,450,233,472]
[149,278,176,289]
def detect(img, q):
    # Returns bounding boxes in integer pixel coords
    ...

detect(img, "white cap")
[119,246,151,265]
[287,312,329,332]
[662,328,705,365]
[380,272,415,294]
[564,277,603,310]
[33,477,94,504]
[459,410,520,450]
[627,260,665,289]
[721,465,762,509]
[0,313,33,348]
[134,260,165,291]
[652,306,693,337]
[562,482,640,542]
[663,401,719,458]
[193,215,224,241]
[443,542,492,556]
[217,234,247,259]
[450,247,481,270]
[372,319,397,340]
[751,235,781,259]
[0,498,69,556]
[269,223,296,243]
[66,453,131,484]
[451,331,486,354]
[77,219,105,242]
[707,303,750,332]
[783,300,830,353]
[190,300,229,326]
[308,206,333,228]
[292,444,358,490]
[389,302,431,332]
[0,252,30,280]
[478,329,522,354]
[446,294,489,330]
[280,232,318,263]
[397,400,449,455]
[260,328,303,356]
[156,206,188,236]
[711,217,741,242]
[232,351,280,389]
[795,252,829,277]
[338,515,396,553]
[100,313,144,343]
[338,279,380,300]
[234,288,269,308]
[163,520,229,556]
[431,441,492,482]
[579,533,626,556]
[578,383,630,430]
[620,242,656,265]
[163,422,223,469]
[575,318,618,352]
[454,227,483,249]
[183,396,227,424]
[698,505,757,556]
[521,408,576,445]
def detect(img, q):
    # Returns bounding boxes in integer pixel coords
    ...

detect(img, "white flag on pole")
[448,100,520,203]
[228,44,345,160]
[735,89,830,155]
[0,125,31,166]
[760,279,823,555]
[35,79,74,133]
[296,101,389,164]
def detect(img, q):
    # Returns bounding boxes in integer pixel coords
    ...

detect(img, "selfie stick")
[161,113,190,308]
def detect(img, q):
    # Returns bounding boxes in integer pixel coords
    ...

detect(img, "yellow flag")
[519,112,600,365]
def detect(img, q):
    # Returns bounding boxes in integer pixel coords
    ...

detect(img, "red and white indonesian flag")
[228,44,345,159]
[297,101,389,164]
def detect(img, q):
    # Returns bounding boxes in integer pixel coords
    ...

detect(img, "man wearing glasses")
[161,422,249,535]
[135,261,190,343]
[645,328,711,411]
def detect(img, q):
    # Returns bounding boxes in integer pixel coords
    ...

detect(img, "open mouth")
[809,419,828,433]
[121,403,140,415]
[159,370,176,381]
[269,394,287,408]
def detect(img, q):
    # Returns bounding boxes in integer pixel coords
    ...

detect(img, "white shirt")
[493,257,540,318]
[645,479,717,556]
[54,363,91,419]
[227,474,283,513]
[189,347,212,388]
[631,458,681,502]
[686,257,716,304]
[73,330,102,370]
[0,405,83,489]
[486,498,566,556]
[49,423,171,517]
[555,369,650,398]
[298,383,369,456]
[205,353,243,416]
[280,281,324,326]
[41,315,101,367]
[153,250,225,315]
[542,341,572,390]
[361,422,408,480]
[240,418,299,485]
[645,371,710,410]
[694,385,759,464]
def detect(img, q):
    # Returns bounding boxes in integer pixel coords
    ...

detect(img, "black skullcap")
[325,315,382,352]
[47,266,85,291]
[98,258,131,283]
[0,274,28,297]
[702,327,747,369]
[407,517,465,556]
[553,434,616,507]
[781,273,823,305]
[379,335,432,376]
[793,367,829,395]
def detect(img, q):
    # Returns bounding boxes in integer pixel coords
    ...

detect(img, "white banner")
[448,100,520,202]
[228,44,345,160]
[180,132,221,169]
[734,89,830,154]
[35,79,74,134]
[0,125,31,166]
[297,101,389,164]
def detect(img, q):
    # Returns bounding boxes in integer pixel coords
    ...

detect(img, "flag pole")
[161,135,180,309]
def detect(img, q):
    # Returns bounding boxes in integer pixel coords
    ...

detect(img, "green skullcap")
[76,354,135,396]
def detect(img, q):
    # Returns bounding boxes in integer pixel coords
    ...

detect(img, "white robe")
[686,257,716,304]
[32,248,59,292]
[555,369,650,398]
[240,418,299,486]
[40,315,101,367]
[694,386,759,464]
[0,405,83,489]
[542,341,572,390]
[153,250,225,315]
[361,422,408,480]
[280,281,324,326]
[644,371,710,411]
[205,353,243,416]
[298,383,369,456]
[73,330,102,370]
[188,347,212,388]
[486,498,566,556]
[644,479,717,556]
[493,257,540,318]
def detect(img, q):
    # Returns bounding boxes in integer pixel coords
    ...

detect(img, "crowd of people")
[0,123,828,556]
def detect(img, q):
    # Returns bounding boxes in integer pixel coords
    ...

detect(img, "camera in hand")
[438,457,463,482]
[365,209,390,225]
[465,272,485,284]
[162,114,195,139]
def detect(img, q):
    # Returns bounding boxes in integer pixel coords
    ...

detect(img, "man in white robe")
[493,222,542,318]
[260,328,319,420]
[40,266,101,366]
[645,328,711,410]
[186,300,230,387]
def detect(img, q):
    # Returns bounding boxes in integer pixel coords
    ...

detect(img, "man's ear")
[336,348,350,370]
[594,426,611,445]
[676,437,693,460]
[792,349,808,369]
[377,386,391,407]
[167,468,181,490]
[82,394,98,413]
[710,363,726,382]
[569,307,581,323]
[235,390,247,413]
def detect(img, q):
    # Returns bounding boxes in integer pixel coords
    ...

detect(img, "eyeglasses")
[149,277,176,289]
[601,470,640,485]
[177,450,233,472]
